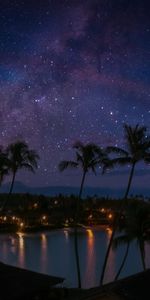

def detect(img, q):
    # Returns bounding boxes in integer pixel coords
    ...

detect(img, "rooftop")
[80,269,150,300]
[0,262,64,300]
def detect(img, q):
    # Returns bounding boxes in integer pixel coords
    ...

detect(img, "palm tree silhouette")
[6,141,39,194]
[112,202,150,279]
[0,148,9,186]
[59,141,106,288]
[100,124,150,285]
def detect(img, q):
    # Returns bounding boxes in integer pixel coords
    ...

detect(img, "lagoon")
[0,227,149,288]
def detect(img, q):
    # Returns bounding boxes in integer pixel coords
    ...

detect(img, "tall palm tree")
[59,141,106,288]
[0,148,10,211]
[100,124,150,285]
[0,148,9,186]
[6,141,39,194]
[112,202,150,279]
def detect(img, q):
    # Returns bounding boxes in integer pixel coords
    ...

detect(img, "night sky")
[0,0,150,189]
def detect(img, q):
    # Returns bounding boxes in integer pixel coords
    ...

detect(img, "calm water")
[0,227,149,288]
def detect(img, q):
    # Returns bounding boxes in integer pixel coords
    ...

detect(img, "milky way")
[0,0,150,187]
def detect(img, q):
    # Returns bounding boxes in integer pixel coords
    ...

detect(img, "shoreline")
[0,224,109,235]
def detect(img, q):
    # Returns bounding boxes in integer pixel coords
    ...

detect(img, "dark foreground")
[0,262,150,300]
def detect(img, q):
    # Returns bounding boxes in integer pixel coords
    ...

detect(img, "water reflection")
[0,229,149,288]
[105,227,115,283]
[10,237,16,246]
[18,232,25,267]
[10,237,16,255]
[40,233,47,273]
[64,229,69,241]
[86,229,94,240]
[106,227,112,237]
[41,233,47,249]
[83,229,95,287]
[1,242,8,261]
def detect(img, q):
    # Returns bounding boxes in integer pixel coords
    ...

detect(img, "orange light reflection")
[18,232,25,267]
[41,233,48,273]
[83,229,95,287]
[105,227,115,283]
[86,229,94,239]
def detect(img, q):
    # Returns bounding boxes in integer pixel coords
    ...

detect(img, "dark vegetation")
[1,193,145,232]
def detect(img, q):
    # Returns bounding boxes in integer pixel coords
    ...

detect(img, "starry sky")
[0,0,150,189]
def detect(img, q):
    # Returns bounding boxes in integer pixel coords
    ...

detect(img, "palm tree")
[6,141,39,194]
[0,148,9,186]
[59,141,106,288]
[112,202,150,279]
[100,124,150,285]
[0,148,10,211]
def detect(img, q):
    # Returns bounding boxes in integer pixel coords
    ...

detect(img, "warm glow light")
[3,216,7,221]
[108,213,113,219]
[41,233,47,248]
[105,227,115,279]
[101,208,105,213]
[12,216,16,220]
[86,229,94,238]
[18,232,25,266]
[88,214,92,220]
[65,219,69,227]
[42,215,47,220]
[20,222,24,227]
[33,203,38,208]
[84,228,95,287]
[17,232,24,238]
[106,227,112,237]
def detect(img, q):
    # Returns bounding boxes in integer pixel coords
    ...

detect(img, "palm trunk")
[74,170,86,289]
[1,171,17,212]
[115,242,130,281]
[100,162,136,285]
[139,240,146,271]
[123,162,135,200]
[9,171,16,194]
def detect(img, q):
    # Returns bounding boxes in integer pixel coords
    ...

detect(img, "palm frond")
[6,140,39,175]
[90,163,97,175]
[20,163,35,172]
[101,158,114,174]
[106,146,129,156]
[124,124,149,156]
[7,140,28,154]
[76,152,84,164]
[103,157,132,171]
[58,160,78,172]
[73,141,84,151]
[86,143,102,154]
[27,150,39,168]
